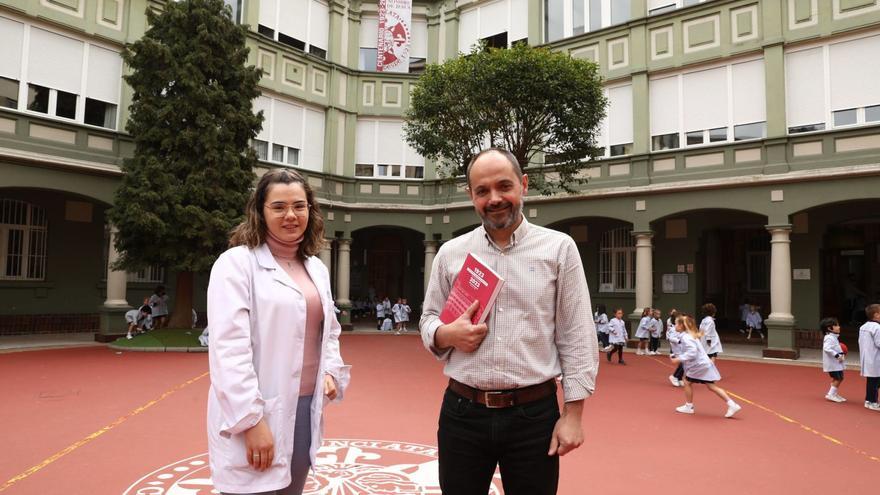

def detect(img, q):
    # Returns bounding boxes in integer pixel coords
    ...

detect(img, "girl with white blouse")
[594,304,611,351]
[607,308,628,365]
[671,314,741,418]
[699,303,723,360]
[635,307,653,355]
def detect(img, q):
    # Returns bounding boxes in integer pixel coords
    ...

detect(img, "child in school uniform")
[381,316,394,332]
[635,307,652,355]
[594,304,611,351]
[607,308,628,365]
[666,309,684,387]
[859,304,880,411]
[700,303,723,360]
[671,314,742,418]
[820,317,846,403]
[746,305,764,340]
[648,308,663,355]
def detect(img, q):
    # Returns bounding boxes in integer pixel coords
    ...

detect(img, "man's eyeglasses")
[265,202,310,217]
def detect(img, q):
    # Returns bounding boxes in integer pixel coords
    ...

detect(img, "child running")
[635,307,652,355]
[820,317,846,403]
[671,314,741,418]
[859,303,880,411]
[607,308,628,365]
[595,304,611,351]
[667,309,684,387]
[700,303,723,360]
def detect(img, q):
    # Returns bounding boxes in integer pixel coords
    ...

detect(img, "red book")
[439,253,505,325]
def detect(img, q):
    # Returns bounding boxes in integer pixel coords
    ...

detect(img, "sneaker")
[668,375,682,387]
[866,402,880,411]
[126,334,133,340]
[602,345,614,352]
[725,402,742,418]
[675,404,694,414]
[834,394,847,403]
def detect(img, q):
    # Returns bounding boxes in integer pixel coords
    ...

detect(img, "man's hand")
[434,300,489,353]
[548,400,584,457]
[244,418,274,471]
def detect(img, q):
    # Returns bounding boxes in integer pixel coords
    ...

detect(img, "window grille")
[598,227,635,292]
[0,199,48,281]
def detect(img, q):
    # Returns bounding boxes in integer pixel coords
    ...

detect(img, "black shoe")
[618,360,627,365]
[606,352,612,362]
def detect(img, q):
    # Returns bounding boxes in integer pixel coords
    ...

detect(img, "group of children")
[593,302,738,418]
[596,301,880,417]
[376,297,412,334]
[821,303,880,411]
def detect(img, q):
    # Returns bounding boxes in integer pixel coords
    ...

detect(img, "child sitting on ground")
[745,305,764,340]
[820,317,846,403]
[125,305,152,340]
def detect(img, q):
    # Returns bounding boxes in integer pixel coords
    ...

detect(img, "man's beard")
[479,201,523,231]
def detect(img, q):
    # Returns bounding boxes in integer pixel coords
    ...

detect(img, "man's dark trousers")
[437,388,560,495]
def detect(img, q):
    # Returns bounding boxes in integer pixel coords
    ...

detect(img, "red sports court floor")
[1,334,877,494]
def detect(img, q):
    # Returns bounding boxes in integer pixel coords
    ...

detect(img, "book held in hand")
[439,253,505,325]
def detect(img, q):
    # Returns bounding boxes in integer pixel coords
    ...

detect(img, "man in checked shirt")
[420,148,599,495]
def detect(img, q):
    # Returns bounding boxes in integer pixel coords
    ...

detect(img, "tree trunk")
[167,270,194,329]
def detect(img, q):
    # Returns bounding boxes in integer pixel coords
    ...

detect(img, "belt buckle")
[484,391,511,408]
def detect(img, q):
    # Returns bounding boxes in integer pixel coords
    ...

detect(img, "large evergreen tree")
[108,0,262,328]
[404,43,606,194]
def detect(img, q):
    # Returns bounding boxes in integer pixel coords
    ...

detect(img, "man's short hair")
[867,303,880,320]
[465,148,523,187]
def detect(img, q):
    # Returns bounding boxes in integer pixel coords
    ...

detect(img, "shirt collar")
[481,216,530,251]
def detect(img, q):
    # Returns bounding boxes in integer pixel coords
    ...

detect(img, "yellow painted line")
[648,356,880,464]
[0,371,209,492]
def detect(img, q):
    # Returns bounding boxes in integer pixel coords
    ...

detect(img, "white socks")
[829,386,838,396]
[726,399,736,407]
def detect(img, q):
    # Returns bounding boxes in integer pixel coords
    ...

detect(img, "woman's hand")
[244,419,274,471]
[324,374,338,400]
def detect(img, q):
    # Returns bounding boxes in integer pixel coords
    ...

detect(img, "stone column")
[628,232,653,339]
[423,240,438,293]
[319,238,334,271]
[763,225,799,359]
[98,226,132,341]
[335,238,352,329]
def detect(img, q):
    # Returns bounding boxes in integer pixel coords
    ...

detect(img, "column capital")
[423,239,439,249]
[337,238,352,247]
[631,230,654,239]
[765,224,793,233]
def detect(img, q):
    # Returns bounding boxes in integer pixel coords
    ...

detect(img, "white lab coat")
[608,318,628,344]
[594,313,609,334]
[206,244,351,493]
[822,333,845,373]
[700,316,723,354]
[678,333,721,381]
[859,321,880,377]
[666,328,683,356]
[650,318,663,338]
[635,316,652,338]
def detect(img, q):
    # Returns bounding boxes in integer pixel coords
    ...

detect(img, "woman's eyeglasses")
[265,202,310,217]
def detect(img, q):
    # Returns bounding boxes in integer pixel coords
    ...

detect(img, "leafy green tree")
[108,0,262,328]
[404,43,607,194]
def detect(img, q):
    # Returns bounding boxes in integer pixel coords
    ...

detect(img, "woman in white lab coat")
[207,169,350,495]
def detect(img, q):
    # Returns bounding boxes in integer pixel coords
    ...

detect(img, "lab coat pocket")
[223,396,289,469]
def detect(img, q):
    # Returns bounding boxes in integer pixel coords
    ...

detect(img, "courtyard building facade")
[1,0,879,358]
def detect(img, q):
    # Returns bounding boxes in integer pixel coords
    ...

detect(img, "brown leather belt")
[448,378,557,409]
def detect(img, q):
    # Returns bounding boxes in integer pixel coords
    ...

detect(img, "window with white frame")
[0,199,47,281]
[785,33,880,134]
[355,119,425,179]
[598,227,635,293]
[649,58,766,151]
[258,0,329,58]
[127,266,165,284]
[252,95,325,172]
[545,0,631,43]
[595,83,633,157]
[359,15,428,73]
[647,0,712,15]
[459,0,529,52]
[0,17,122,130]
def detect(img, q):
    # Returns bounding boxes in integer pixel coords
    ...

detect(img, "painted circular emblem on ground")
[124,439,503,494]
